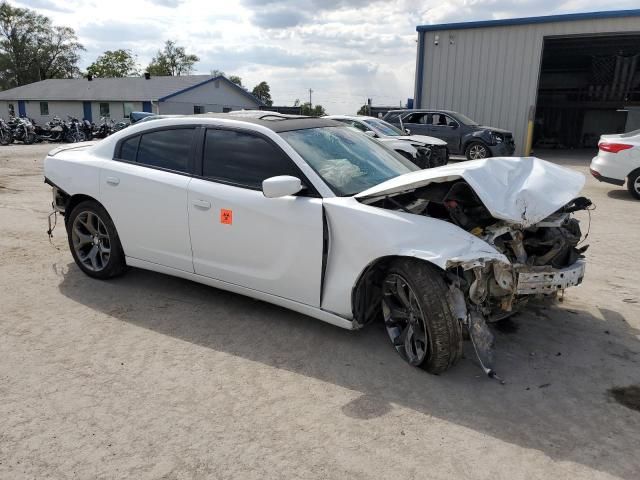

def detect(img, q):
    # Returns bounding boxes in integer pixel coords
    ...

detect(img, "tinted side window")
[119,135,139,162]
[136,128,195,172]
[203,129,299,189]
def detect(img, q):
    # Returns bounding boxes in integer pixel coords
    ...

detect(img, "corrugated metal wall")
[416,17,640,155]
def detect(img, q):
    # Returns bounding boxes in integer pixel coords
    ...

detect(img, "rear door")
[187,127,324,306]
[100,127,196,272]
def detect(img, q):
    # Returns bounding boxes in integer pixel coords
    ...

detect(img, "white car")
[44,112,591,376]
[327,115,448,168]
[590,129,640,199]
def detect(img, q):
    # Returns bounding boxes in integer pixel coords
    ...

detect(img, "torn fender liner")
[355,157,585,228]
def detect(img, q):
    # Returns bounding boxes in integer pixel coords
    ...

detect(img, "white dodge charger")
[44,112,591,376]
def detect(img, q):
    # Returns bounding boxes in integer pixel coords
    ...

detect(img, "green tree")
[147,40,199,76]
[210,68,225,77]
[251,81,273,106]
[357,104,369,115]
[0,2,83,88]
[228,75,242,86]
[300,102,326,117]
[87,49,138,78]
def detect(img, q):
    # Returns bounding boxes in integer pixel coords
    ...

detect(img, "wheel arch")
[351,254,447,328]
[64,194,109,226]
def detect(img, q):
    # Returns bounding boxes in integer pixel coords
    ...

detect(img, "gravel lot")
[1,144,639,479]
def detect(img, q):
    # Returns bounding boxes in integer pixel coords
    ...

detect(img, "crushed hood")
[355,157,585,227]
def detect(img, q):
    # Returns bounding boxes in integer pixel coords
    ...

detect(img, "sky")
[12,0,640,114]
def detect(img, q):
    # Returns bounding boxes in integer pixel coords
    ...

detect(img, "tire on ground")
[385,258,463,374]
[465,141,490,160]
[66,200,127,279]
[627,169,640,200]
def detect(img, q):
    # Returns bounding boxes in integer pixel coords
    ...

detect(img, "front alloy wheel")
[466,141,489,160]
[382,274,429,365]
[380,259,463,374]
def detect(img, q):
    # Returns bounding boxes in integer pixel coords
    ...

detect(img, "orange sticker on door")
[220,209,233,225]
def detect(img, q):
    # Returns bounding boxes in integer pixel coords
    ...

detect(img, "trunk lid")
[355,157,585,227]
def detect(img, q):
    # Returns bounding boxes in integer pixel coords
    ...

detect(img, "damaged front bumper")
[515,260,585,295]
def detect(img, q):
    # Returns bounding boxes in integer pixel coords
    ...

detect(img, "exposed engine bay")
[366,179,592,313]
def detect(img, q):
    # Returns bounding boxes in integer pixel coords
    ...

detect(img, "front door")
[188,128,324,306]
[401,112,430,136]
[99,127,196,272]
[426,113,461,152]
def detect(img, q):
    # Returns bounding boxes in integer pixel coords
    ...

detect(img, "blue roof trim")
[158,75,266,106]
[416,9,640,32]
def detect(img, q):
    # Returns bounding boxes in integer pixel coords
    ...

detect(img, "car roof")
[387,109,458,115]
[192,111,342,132]
[328,115,380,121]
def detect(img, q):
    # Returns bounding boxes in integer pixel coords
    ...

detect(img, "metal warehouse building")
[414,10,640,156]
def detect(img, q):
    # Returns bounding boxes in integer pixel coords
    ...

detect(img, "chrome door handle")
[105,176,120,186]
[192,199,211,210]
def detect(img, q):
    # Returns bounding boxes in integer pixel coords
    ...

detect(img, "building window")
[193,105,204,114]
[8,103,14,117]
[40,101,49,116]
[100,103,110,117]
[222,107,232,113]
[123,102,134,118]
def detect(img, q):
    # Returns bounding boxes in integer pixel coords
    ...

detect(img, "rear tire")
[381,259,463,374]
[627,170,640,200]
[66,200,127,279]
[24,132,36,144]
[0,130,10,145]
[465,141,490,160]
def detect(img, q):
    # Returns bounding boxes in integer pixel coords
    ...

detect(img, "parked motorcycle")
[0,118,13,145]
[36,116,67,143]
[8,116,36,144]
[92,117,115,139]
[65,116,86,143]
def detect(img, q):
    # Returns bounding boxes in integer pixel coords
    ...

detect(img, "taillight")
[598,142,633,153]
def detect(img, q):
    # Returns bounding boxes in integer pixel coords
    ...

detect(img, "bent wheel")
[381,259,463,374]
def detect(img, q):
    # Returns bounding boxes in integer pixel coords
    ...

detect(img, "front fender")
[321,197,509,318]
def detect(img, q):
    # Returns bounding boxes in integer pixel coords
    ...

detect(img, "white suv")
[327,115,448,168]
[590,129,640,199]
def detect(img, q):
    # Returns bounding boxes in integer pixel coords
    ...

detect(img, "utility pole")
[309,88,313,110]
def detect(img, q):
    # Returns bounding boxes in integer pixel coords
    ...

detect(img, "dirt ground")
[1,144,639,480]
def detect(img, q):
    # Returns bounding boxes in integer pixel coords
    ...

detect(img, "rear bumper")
[515,260,585,295]
[590,168,625,186]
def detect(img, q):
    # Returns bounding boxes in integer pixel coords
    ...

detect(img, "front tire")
[627,169,640,200]
[66,200,127,279]
[381,259,463,374]
[465,141,490,160]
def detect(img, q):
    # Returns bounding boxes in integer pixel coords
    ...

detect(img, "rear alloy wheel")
[628,170,640,200]
[381,259,463,374]
[67,201,127,279]
[465,141,490,160]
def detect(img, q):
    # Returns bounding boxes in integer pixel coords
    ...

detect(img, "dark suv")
[384,109,515,160]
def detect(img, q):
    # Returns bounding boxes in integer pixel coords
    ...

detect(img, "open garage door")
[534,34,640,153]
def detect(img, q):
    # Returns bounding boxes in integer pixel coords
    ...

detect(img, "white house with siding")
[0,75,264,125]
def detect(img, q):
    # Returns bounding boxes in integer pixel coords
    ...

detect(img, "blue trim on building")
[142,101,152,113]
[416,9,640,32]
[18,100,26,117]
[82,101,92,121]
[157,75,266,106]
[415,32,425,109]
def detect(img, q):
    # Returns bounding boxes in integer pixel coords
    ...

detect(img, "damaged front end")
[356,157,592,378]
